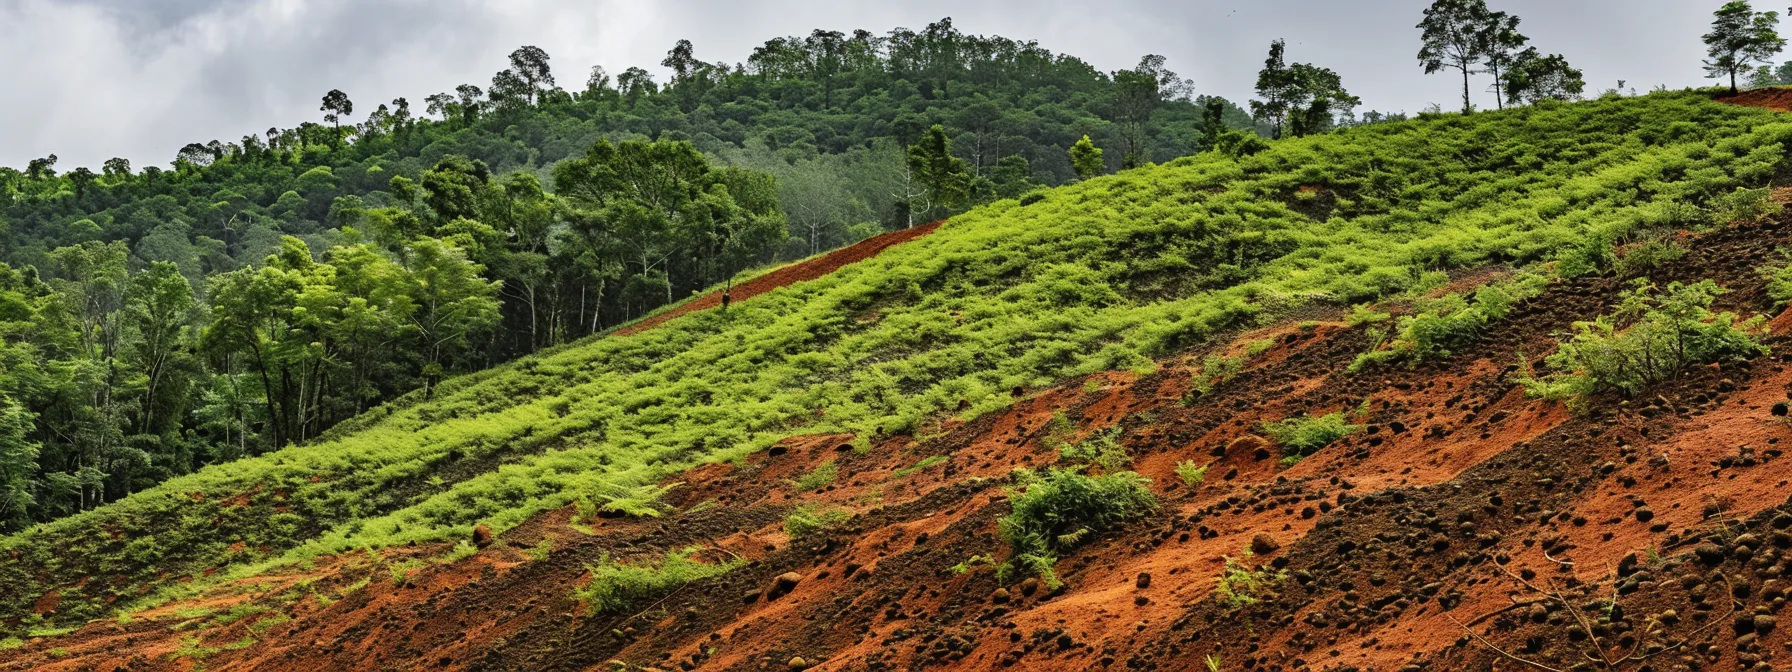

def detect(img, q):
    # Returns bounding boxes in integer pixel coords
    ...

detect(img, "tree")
[663,39,699,84]
[906,125,971,217]
[402,237,499,390]
[1417,0,1495,113]
[1253,41,1360,138]
[508,45,554,104]
[121,262,198,437]
[1070,135,1104,181]
[1112,54,1185,167]
[990,155,1037,199]
[1502,49,1586,105]
[320,89,353,145]
[0,394,38,533]
[1704,1,1786,95]
[1478,11,1528,110]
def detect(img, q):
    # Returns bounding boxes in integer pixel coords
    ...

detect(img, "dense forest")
[0,19,1338,532]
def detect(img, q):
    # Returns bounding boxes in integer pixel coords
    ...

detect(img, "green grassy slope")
[5,91,1791,631]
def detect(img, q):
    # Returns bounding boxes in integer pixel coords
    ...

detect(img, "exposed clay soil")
[613,220,945,337]
[1722,87,1792,113]
[13,216,1792,672]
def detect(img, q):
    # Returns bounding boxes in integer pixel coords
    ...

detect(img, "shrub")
[997,468,1157,586]
[1762,253,1792,309]
[791,461,839,492]
[1175,461,1209,488]
[1351,273,1547,371]
[1215,553,1284,609]
[1709,186,1783,225]
[1613,235,1686,278]
[782,504,851,539]
[575,547,739,616]
[1259,412,1362,459]
[1058,428,1129,472]
[1518,280,1769,407]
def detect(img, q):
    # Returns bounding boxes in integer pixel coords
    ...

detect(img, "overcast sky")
[0,0,1753,170]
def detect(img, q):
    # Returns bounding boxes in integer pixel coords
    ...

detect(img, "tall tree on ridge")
[1417,0,1495,113]
[1478,10,1528,110]
[320,89,353,146]
[1703,1,1786,95]
[508,45,554,104]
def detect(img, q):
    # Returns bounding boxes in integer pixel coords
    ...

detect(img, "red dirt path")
[614,220,945,337]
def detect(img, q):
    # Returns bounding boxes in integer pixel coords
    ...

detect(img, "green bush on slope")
[7,91,1792,631]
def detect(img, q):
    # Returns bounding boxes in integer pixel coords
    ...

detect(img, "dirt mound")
[1719,87,1792,112]
[12,218,1792,671]
[614,221,945,337]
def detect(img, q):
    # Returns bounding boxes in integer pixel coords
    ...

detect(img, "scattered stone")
[788,656,809,670]
[1251,534,1281,555]
[472,525,494,549]
[1136,573,1152,589]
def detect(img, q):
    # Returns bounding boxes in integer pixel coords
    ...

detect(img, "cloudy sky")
[0,0,1751,169]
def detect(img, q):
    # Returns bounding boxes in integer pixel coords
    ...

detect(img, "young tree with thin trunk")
[1704,1,1786,95]
[1417,0,1495,113]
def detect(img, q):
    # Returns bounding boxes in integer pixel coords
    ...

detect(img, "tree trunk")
[1461,65,1472,113]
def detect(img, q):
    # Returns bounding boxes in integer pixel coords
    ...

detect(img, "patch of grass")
[791,461,839,492]
[170,635,219,661]
[1175,461,1210,488]
[1057,428,1129,472]
[949,555,995,575]
[0,636,23,650]
[1346,304,1391,326]
[1518,280,1769,408]
[170,607,216,621]
[524,539,554,562]
[783,504,851,539]
[1259,412,1363,459]
[1613,234,1687,278]
[208,603,269,627]
[893,455,948,478]
[1762,251,1792,309]
[1351,272,1548,371]
[246,613,291,636]
[997,468,1157,587]
[387,559,426,586]
[1215,553,1284,609]
[574,547,740,616]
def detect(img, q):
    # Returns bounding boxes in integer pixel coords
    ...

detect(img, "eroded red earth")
[10,217,1792,672]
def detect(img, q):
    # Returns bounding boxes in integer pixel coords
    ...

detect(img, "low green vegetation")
[1763,253,1792,308]
[1215,553,1284,609]
[9,91,1792,633]
[782,504,852,539]
[1259,412,1363,462]
[1351,272,1549,371]
[893,455,949,478]
[1057,428,1130,472]
[1613,234,1688,278]
[1175,460,1210,487]
[1518,280,1769,408]
[997,468,1158,587]
[574,547,740,617]
[791,461,840,492]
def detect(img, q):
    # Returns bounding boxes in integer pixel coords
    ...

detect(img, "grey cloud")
[0,0,1752,170]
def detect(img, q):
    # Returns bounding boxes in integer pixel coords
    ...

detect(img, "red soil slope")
[1721,87,1792,112]
[614,220,945,337]
[10,218,1792,672]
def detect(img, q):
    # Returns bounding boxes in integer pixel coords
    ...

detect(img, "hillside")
[0,22,1271,532]
[7,90,1792,671]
